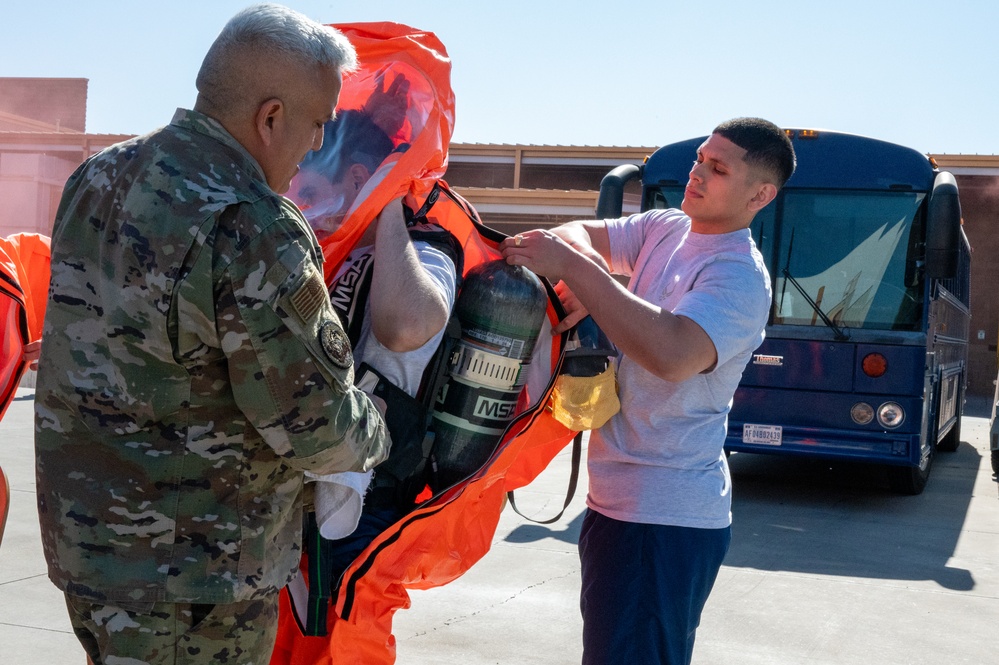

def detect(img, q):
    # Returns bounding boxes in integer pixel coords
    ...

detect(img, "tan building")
[0,79,131,239]
[2,78,997,397]
[445,143,651,234]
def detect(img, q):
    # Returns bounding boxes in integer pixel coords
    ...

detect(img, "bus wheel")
[889,447,933,495]
[991,451,999,476]
[937,381,964,453]
[937,416,961,452]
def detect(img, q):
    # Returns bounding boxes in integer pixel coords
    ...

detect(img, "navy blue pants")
[578,509,731,665]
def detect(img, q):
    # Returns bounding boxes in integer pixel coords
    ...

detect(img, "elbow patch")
[318,320,353,370]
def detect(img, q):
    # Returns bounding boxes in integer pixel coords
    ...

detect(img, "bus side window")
[645,189,666,210]
[644,186,685,212]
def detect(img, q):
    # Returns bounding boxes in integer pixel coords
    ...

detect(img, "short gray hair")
[196,3,357,112]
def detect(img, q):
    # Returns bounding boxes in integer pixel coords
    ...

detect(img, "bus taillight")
[862,353,888,378]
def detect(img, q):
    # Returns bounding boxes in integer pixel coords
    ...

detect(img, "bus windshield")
[768,191,925,332]
[647,186,927,332]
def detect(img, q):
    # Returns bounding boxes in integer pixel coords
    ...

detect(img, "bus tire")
[937,416,961,452]
[889,447,933,495]
[937,381,964,453]
[991,450,999,476]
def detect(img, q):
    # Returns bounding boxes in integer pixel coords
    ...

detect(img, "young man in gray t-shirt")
[501,117,796,665]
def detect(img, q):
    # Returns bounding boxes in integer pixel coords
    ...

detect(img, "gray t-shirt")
[587,208,771,529]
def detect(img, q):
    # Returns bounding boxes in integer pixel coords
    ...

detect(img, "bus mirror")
[925,171,962,280]
[596,164,641,219]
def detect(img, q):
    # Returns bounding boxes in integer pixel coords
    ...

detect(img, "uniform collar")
[170,108,268,185]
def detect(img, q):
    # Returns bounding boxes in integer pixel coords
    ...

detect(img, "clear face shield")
[288,65,433,243]
[302,194,349,241]
[290,170,350,241]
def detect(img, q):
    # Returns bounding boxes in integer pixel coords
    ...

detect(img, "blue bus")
[596,129,970,494]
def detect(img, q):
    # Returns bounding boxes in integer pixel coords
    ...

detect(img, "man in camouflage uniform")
[33,5,390,664]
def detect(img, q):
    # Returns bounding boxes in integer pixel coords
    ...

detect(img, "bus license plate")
[743,424,782,446]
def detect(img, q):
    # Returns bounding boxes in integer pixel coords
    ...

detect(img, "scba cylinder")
[431,259,548,489]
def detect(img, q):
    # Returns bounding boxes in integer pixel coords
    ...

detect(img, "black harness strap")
[506,431,582,525]
[327,251,375,349]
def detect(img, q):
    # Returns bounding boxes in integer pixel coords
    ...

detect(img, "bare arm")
[547,219,612,272]
[23,339,40,371]
[369,199,451,352]
[501,224,717,383]
[524,220,610,332]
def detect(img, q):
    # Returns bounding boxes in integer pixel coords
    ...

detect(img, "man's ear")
[748,182,778,213]
[254,97,284,147]
[347,163,373,191]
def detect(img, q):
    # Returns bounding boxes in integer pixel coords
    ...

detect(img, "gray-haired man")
[35,5,389,663]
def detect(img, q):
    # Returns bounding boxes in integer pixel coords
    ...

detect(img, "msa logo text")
[475,396,518,419]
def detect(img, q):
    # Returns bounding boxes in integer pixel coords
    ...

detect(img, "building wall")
[0,132,134,238]
[446,147,648,235]
[0,152,79,237]
[446,162,616,191]
[956,175,999,397]
[0,78,88,132]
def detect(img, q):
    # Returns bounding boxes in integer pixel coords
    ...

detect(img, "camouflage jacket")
[34,108,390,604]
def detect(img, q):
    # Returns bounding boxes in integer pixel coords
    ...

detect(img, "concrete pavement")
[2,388,997,664]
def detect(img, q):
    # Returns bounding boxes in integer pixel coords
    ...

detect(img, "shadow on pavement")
[725,439,980,591]
[505,511,584,546]
[499,404,985,593]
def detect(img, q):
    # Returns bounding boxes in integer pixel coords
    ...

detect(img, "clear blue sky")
[1,0,996,154]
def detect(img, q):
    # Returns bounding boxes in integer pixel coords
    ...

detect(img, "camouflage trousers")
[65,590,279,665]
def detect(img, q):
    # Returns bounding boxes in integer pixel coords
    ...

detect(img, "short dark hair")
[299,109,395,183]
[713,117,796,189]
